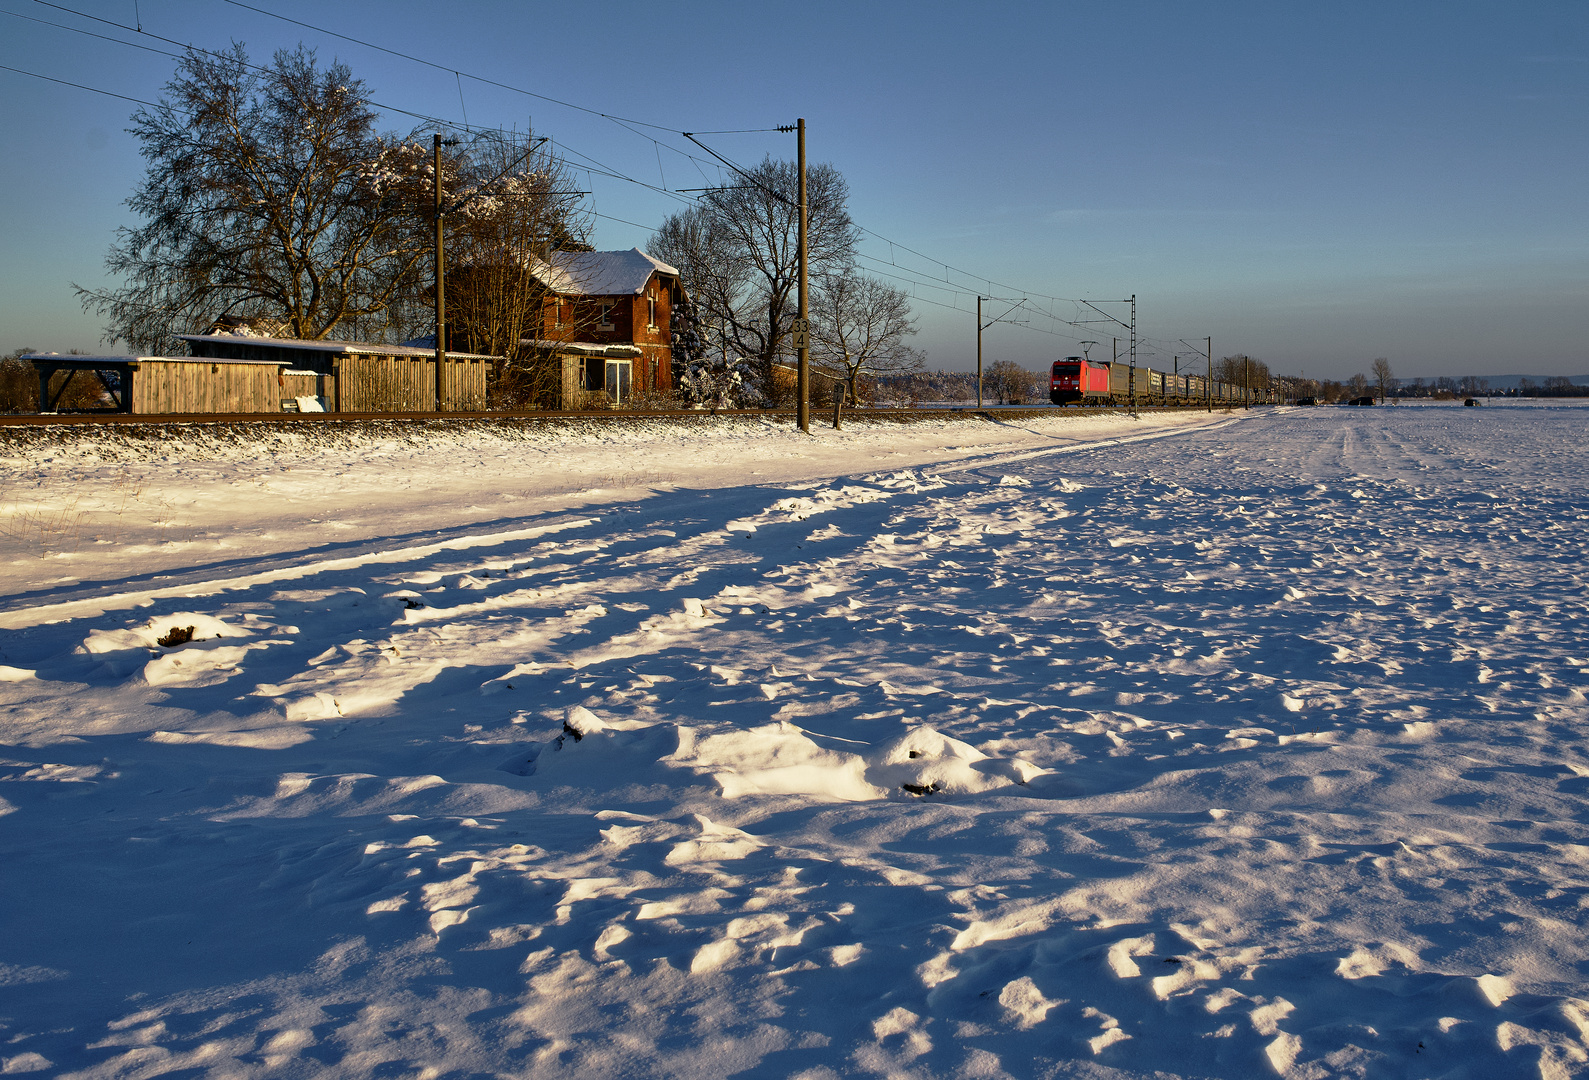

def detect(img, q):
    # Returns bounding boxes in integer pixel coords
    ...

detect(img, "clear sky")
[2,0,1584,380]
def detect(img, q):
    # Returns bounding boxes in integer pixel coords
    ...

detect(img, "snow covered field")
[1,403,1587,1079]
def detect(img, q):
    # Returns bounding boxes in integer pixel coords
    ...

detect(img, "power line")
[0,60,162,107]
[210,0,775,188]
[15,1,1230,353]
[216,0,683,135]
[23,0,729,197]
[20,1,481,133]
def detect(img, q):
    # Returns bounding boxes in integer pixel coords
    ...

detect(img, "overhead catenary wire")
[20,0,1154,333]
[11,1,1237,363]
[14,3,494,135]
[215,0,682,135]
[0,60,163,108]
[210,0,766,193]
[21,0,733,197]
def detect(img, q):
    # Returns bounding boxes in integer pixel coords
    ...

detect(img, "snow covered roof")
[23,353,288,366]
[529,248,680,297]
[521,339,644,358]
[179,335,499,361]
[24,353,163,364]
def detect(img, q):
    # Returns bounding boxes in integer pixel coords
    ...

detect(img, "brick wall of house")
[540,273,677,396]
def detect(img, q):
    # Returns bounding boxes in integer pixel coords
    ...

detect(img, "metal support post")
[1128,295,1137,409]
[976,296,984,408]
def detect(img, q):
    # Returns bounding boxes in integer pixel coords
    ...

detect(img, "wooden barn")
[26,353,293,415]
[25,335,499,415]
[180,334,496,413]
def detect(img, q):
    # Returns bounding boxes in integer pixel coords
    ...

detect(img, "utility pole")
[1129,294,1137,410]
[1206,337,1212,411]
[1244,354,1250,410]
[974,298,1027,408]
[796,118,810,433]
[1173,355,1178,404]
[976,296,984,408]
[433,133,447,413]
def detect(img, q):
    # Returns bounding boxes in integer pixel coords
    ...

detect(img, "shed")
[180,335,498,412]
[25,353,292,415]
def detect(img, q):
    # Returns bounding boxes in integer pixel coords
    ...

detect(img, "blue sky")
[2,0,1584,379]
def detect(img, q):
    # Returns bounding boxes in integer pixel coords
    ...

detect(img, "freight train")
[1049,356,1274,406]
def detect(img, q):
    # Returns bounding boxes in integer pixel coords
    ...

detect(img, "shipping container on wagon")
[1108,363,1158,402]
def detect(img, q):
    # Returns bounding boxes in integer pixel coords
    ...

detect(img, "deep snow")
[1,403,1586,1079]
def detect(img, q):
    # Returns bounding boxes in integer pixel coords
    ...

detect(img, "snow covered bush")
[679,355,763,410]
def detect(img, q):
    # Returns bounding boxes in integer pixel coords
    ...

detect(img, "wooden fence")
[334,355,488,412]
[129,360,286,414]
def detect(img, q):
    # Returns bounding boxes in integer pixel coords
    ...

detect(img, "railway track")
[0,402,1253,431]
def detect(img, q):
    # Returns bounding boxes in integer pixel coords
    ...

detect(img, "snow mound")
[77,612,274,685]
[683,721,882,802]
[505,712,1044,802]
[866,726,1048,796]
[81,612,246,655]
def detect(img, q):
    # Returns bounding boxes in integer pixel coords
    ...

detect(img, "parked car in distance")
[1348,396,1375,406]
[1464,398,1481,407]
[1295,397,1318,406]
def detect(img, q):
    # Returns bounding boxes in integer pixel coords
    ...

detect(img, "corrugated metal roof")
[23,353,290,366]
[178,335,499,360]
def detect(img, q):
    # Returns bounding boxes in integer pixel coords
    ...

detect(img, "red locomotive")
[1050,356,1112,405]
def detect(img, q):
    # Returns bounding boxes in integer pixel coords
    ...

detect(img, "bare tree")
[1348,372,1369,398]
[1,348,38,413]
[809,271,922,426]
[425,131,592,406]
[78,45,440,353]
[984,360,1042,405]
[1214,354,1271,392]
[650,157,860,402]
[1371,357,1394,402]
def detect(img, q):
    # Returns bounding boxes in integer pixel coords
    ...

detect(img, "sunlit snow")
[1,403,1586,1079]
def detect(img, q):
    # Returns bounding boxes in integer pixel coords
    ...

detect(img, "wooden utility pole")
[433,133,447,413]
[796,118,809,433]
[1206,337,1213,412]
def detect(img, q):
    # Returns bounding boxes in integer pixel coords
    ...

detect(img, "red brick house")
[524,248,684,407]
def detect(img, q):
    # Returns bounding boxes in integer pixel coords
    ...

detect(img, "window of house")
[554,301,564,328]
[598,303,613,329]
[647,294,657,330]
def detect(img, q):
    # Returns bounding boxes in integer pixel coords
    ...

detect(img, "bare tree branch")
[77,44,431,352]
[650,156,859,402]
